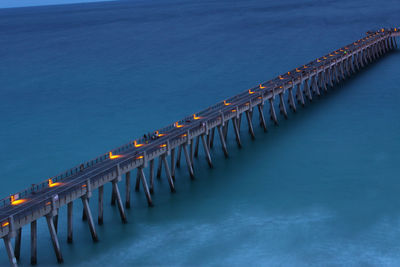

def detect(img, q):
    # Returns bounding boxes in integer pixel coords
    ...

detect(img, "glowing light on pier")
[193,114,202,120]
[279,76,284,80]
[223,100,231,106]
[160,144,167,148]
[231,109,237,112]
[259,84,265,89]
[109,152,122,159]
[1,222,9,227]
[174,122,184,128]
[296,68,301,72]
[248,89,255,94]
[11,195,27,206]
[155,131,165,137]
[136,155,144,159]
[48,179,62,188]
[134,140,144,147]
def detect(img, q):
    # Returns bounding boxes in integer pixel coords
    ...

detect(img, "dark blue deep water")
[0,0,400,266]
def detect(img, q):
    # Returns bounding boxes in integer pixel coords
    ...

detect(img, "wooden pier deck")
[0,28,399,266]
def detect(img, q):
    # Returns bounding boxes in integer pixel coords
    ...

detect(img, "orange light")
[395,28,398,32]
[259,84,265,89]
[248,89,255,94]
[381,28,384,32]
[329,54,334,57]
[174,122,184,128]
[323,56,327,59]
[46,201,51,205]
[303,65,308,68]
[160,144,167,148]
[10,195,27,206]
[181,133,187,137]
[1,222,9,227]
[279,76,284,80]
[296,68,301,72]
[109,152,122,159]
[231,109,237,112]
[317,59,321,62]
[223,100,231,106]
[48,179,62,188]
[287,71,291,75]
[134,140,144,147]
[155,131,165,137]
[136,155,144,159]
[193,114,202,120]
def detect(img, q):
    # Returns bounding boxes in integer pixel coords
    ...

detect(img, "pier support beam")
[296,83,305,106]
[31,220,37,265]
[269,98,278,125]
[304,78,312,101]
[138,167,153,207]
[3,235,17,267]
[194,136,200,158]
[201,134,213,168]
[217,125,229,158]
[112,180,127,223]
[162,154,176,192]
[232,117,242,147]
[67,202,73,242]
[245,109,255,139]
[14,228,21,262]
[170,149,175,180]
[183,143,195,179]
[288,86,296,112]
[125,171,131,208]
[81,196,99,241]
[257,104,268,131]
[209,127,215,149]
[176,145,182,168]
[149,159,155,193]
[279,93,288,119]
[156,158,162,178]
[46,215,63,263]
[98,185,104,225]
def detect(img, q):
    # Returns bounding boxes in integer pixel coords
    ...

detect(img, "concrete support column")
[296,83,305,106]
[125,171,131,208]
[200,134,213,168]
[81,196,99,241]
[138,167,153,207]
[46,215,63,263]
[67,202,73,242]
[149,159,155,193]
[111,180,127,224]
[3,235,17,267]
[98,185,104,225]
[288,86,297,112]
[278,93,288,119]
[161,154,176,193]
[245,109,256,138]
[194,136,200,158]
[176,145,182,168]
[304,78,312,101]
[14,228,21,262]
[257,104,268,131]
[217,125,229,158]
[269,98,278,125]
[182,143,195,179]
[232,117,242,147]
[31,220,37,265]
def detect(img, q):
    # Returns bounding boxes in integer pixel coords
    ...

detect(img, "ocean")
[0,0,400,265]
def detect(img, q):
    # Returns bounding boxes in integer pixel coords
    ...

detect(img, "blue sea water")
[0,0,400,266]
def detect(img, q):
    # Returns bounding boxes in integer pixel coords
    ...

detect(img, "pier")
[0,28,399,266]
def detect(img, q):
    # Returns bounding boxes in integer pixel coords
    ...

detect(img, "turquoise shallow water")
[0,0,400,266]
